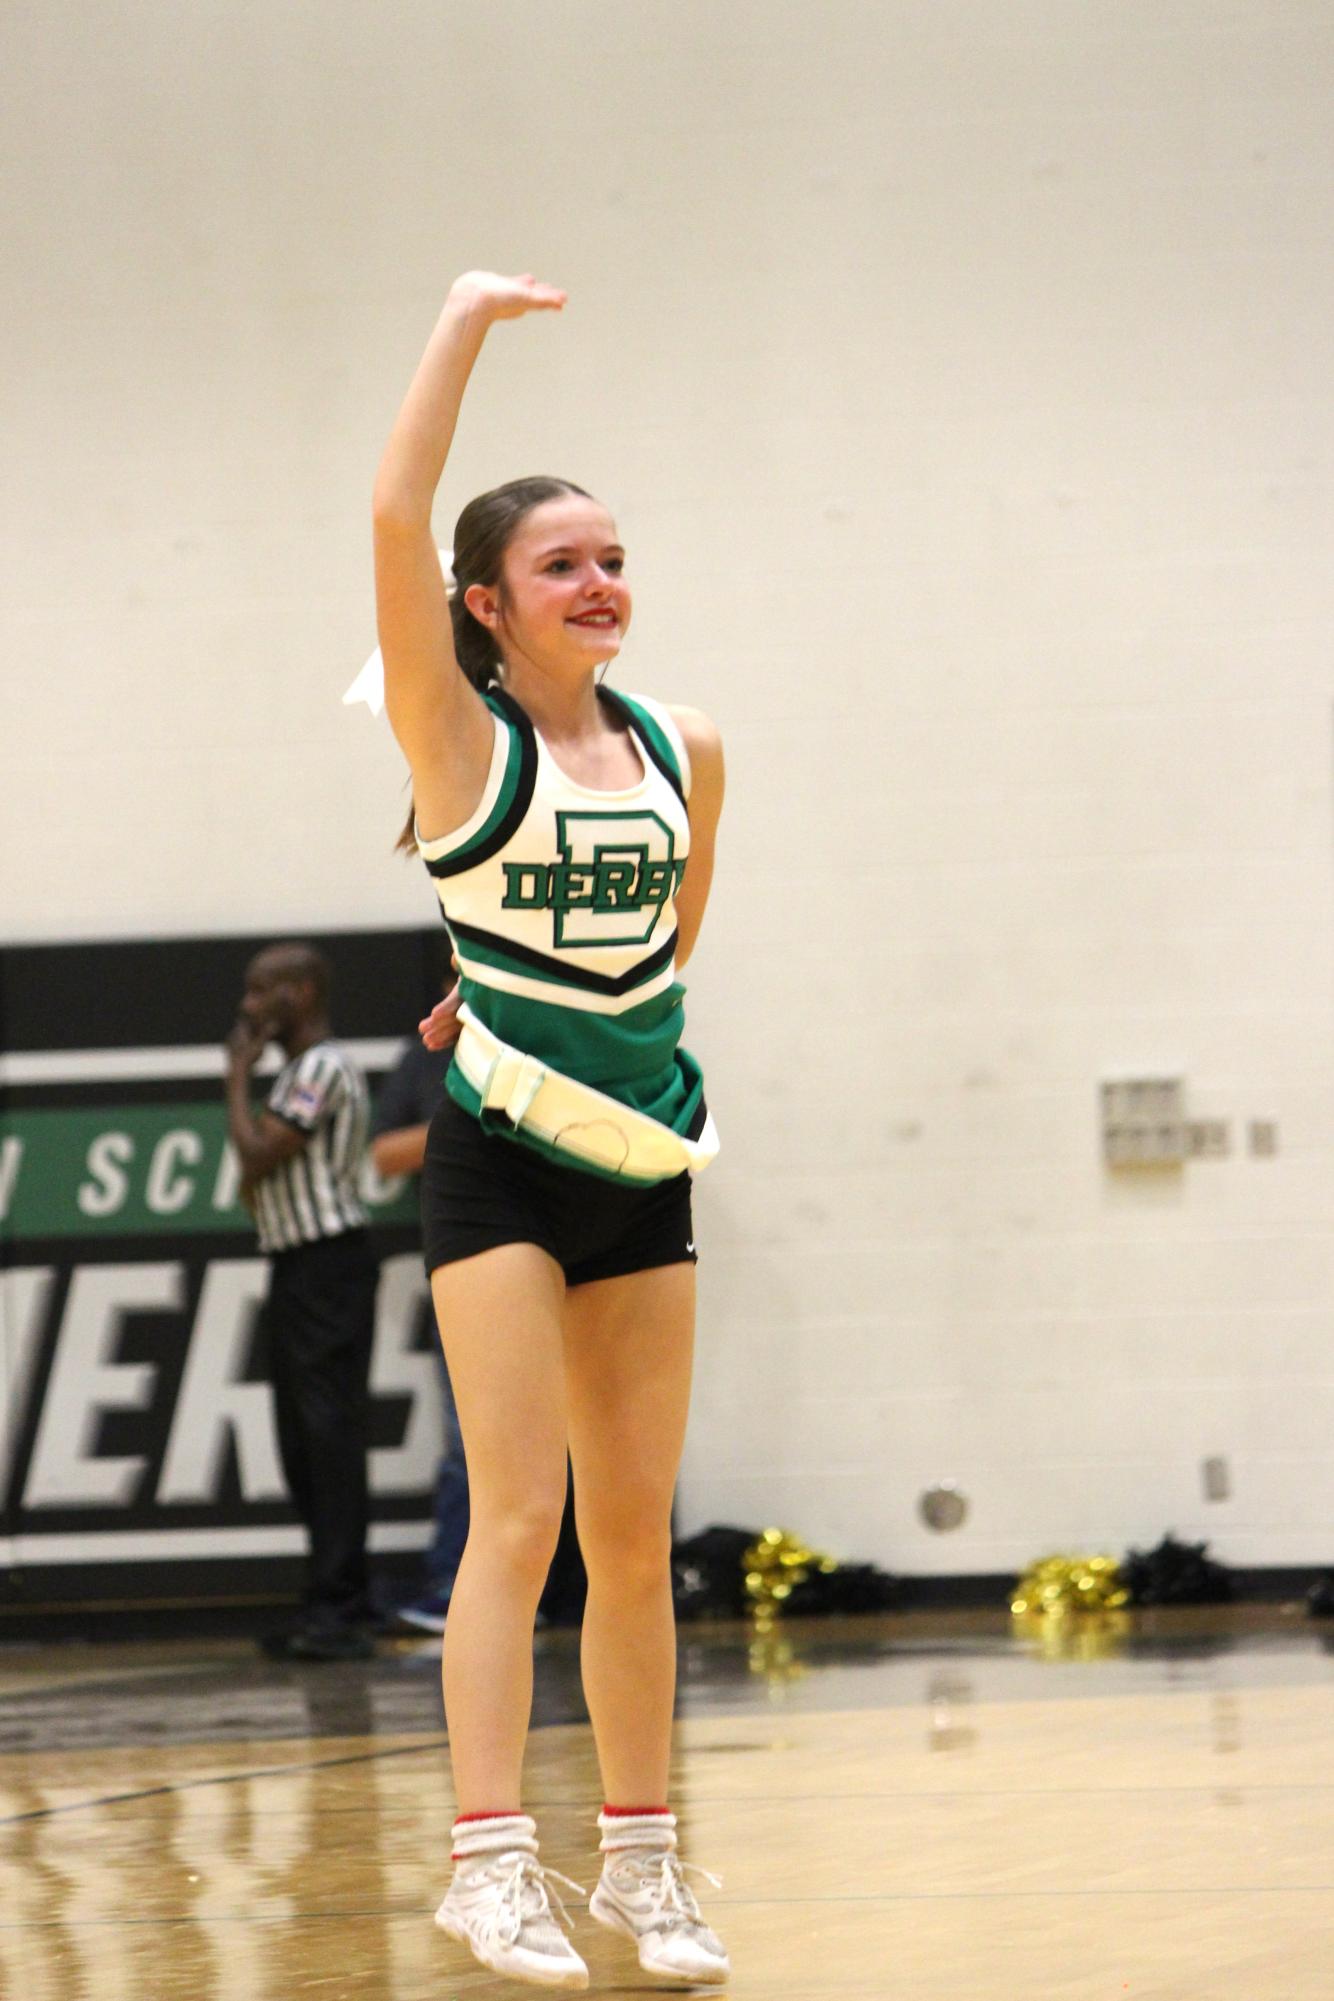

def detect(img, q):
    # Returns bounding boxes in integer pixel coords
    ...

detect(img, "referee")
[225,941,379,1661]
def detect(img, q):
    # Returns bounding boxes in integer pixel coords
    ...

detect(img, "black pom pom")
[672,1524,902,1622]
[1307,1573,1334,1619]
[784,1562,902,1616]
[1121,1532,1234,1606]
[671,1526,755,1620]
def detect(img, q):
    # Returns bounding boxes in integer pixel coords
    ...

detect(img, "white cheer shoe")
[435,1813,588,1989]
[588,1809,730,1985]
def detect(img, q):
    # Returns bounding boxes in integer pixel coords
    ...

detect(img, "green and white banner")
[1,929,450,1604]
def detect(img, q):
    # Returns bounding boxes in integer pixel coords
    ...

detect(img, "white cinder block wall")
[4,3,1331,1571]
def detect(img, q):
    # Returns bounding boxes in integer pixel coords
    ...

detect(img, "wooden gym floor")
[0,1606,1330,1998]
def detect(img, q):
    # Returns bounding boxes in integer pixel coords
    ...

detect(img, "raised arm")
[372,271,566,836]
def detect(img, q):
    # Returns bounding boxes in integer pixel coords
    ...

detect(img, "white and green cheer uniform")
[416,686,710,1179]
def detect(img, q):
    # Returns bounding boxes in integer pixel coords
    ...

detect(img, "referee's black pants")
[263,1229,379,1626]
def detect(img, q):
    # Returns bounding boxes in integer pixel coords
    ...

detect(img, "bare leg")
[430,1243,568,1814]
[563,1262,696,1806]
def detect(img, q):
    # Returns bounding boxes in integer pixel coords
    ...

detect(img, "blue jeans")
[424,1343,470,1596]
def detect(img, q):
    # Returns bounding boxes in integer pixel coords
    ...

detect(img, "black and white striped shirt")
[253,1041,369,1254]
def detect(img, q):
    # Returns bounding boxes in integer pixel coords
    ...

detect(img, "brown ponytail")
[394,474,592,855]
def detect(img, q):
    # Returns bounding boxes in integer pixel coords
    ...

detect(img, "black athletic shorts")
[421,1088,698,1286]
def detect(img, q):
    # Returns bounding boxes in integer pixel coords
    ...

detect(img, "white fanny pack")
[453,1004,719,1182]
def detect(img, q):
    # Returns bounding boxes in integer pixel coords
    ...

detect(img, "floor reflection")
[0,1605,1331,1998]
[925,1668,977,1753]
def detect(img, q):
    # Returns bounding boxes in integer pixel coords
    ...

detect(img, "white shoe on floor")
[589,1810,730,1985]
[435,1813,588,1989]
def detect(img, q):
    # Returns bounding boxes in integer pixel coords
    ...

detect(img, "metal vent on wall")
[1101,1078,1186,1169]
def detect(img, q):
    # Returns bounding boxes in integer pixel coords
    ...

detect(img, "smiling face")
[464,494,631,681]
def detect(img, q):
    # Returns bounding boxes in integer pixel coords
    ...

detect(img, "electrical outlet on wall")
[1185,1120,1231,1160]
[1202,1455,1232,1502]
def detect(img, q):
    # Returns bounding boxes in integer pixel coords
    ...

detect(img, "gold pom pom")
[1011,1552,1130,1619]
[743,1526,829,1630]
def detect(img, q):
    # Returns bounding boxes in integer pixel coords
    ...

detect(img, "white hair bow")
[343,548,456,718]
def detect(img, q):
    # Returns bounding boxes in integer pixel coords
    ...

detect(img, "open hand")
[448,271,567,322]
[419,983,464,1052]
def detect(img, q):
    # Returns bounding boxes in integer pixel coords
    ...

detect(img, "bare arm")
[224,1028,310,1181]
[372,272,566,838]
[370,1125,429,1178]
[669,708,725,968]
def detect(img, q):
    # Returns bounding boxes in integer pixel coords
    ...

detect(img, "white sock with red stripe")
[451,1810,538,1865]
[437,1812,589,1988]
[597,1805,676,1854]
[590,1803,728,1983]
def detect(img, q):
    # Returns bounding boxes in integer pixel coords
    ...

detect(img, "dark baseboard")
[893,1563,1330,1611]
[2,1562,1326,1647]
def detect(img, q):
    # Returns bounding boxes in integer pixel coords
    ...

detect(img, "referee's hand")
[225,1016,267,1071]
[419,984,463,1052]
